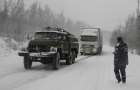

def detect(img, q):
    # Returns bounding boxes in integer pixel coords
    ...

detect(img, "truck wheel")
[66,52,73,65]
[100,48,102,53]
[24,56,32,69]
[72,51,76,63]
[81,53,83,55]
[53,52,60,70]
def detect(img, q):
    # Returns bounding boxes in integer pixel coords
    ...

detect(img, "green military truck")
[19,27,79,70]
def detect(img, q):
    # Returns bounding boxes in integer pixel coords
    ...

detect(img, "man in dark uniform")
[114,37,128,83]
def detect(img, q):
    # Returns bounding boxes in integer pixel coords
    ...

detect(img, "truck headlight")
[50,47,57,52]
[80,48,83,51]
[93,49,97,52]
[21,47,27,51]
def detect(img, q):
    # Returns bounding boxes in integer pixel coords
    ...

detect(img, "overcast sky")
[24,0,137,31]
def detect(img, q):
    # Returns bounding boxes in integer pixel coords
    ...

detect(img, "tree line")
[109,13,140,52]
[0,0,92,42]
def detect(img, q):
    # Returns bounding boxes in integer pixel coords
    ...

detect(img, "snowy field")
[0,45,140,90]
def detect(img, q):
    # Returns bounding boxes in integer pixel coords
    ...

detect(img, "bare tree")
[0,0,91,41]
[0,0,12,37]
[44,4,54,27]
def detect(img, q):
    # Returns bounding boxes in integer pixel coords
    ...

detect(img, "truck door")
[62,35,66,53]
[58,34,65,54]
[64,35,69,53]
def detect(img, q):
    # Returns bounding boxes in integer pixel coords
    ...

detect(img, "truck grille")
[29,45,49,52]
[84,47,93,53]
[29,45,46,48]
[82,45,94,47]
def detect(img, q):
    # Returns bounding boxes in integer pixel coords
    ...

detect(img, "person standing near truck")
[113,36,128,83]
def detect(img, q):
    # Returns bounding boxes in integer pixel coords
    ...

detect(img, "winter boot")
[116,75,121,83]
[122,77,126,83]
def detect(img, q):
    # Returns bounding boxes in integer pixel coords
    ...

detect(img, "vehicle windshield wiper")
[46,37,50,39]
[41,34,46,39]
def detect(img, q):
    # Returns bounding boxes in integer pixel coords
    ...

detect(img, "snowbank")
[0,37,28,57]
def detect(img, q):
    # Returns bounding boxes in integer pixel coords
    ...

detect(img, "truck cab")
[80,28,103,55]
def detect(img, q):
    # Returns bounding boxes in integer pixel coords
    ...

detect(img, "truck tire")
[24,56,32,69]
[100,47,102,53]
[53,52,60,70]
[98,47,102,54]
[66,52,73,65]
[72,51,76,63]
[81,53,83,55]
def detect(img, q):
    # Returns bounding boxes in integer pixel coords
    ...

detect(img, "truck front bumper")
[18,51,29,56]
[18,51,56,57]
[80,47,98,54]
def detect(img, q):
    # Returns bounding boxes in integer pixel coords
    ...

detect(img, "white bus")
[80,28,103,55]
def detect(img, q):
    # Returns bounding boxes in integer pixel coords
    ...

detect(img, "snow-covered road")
[0,45,140,90]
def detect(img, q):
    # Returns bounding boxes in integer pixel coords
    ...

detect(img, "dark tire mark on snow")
[76,56,93,62]
[0,56,97,90]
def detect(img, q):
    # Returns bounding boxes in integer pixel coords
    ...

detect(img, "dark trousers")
[114,65,126,79]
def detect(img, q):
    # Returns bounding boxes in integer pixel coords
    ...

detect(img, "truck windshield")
[35,32,58,39]
[81,36,97,41]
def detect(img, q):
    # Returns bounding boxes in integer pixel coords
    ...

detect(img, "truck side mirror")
[27,35,34,40]
[27,35,30,40]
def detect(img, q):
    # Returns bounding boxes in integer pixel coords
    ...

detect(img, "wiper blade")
[41,34,46,39]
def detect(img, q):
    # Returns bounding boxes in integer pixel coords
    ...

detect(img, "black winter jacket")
[114,41,128,66]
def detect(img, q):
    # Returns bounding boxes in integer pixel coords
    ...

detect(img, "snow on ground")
[0,37,28,57]
[0,38,18,57]
[0,45,140,90]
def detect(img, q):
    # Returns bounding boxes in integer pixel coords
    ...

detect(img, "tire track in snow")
[0,63,23,78]
[0,62,49,79]
[45,56,99,90]
[81,55,102,90]
[0,56,91,90]
[76,55,93,62]
[0,64,53,90]
[0,56,91,79]
[102,48,123,90]
[56,54,105,90]
[83,51,112,90]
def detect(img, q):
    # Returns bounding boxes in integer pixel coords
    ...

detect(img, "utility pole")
[137,0,140,54]
[138,0,139,15]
